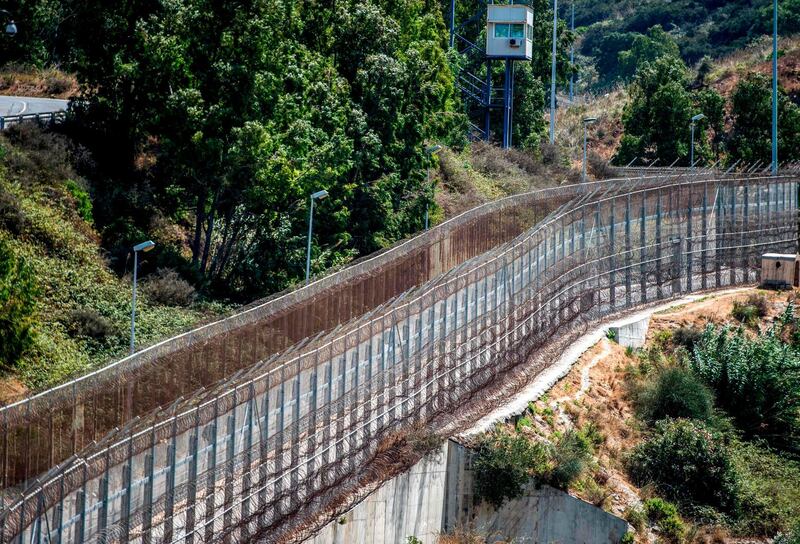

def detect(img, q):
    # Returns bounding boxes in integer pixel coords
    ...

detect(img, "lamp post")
[772,0,778,174]
[130,240,155,354]
[305,189,329,285]
[549,0,558,144]
[690,113,705,171]
[0,10,17,37]
[425,144,442,230]
[569,2,575,102]
[582,117,597,182]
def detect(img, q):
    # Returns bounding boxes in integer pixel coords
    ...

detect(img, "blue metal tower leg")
[450,0,456,48]
[509,62,515,148]
[484,59,492,140]
[502,59,512,149]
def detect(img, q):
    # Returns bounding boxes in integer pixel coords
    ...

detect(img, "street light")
[0,10,16,37]
[425,144,442,230]
[771,0,778,174]
[305,189,328,285]
[130,240,155,354]
[690,113,705,171]
[549,0,559,144]
[582,117,597,183]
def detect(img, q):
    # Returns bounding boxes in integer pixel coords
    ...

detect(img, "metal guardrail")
[0,111,66,130]
[2,166,797,544]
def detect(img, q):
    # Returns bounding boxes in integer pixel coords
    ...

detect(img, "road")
[0,95,68,116]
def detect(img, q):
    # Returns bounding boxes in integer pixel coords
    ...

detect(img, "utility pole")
[569,2,574,102]
[772,0,778,174]
[550,0,558,143]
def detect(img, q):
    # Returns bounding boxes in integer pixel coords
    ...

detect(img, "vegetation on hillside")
[468,291,800,543]
[574,0,800,89]
[0,125,229,392]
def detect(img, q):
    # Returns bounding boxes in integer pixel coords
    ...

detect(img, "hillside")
[469,289,800,543]
[0,125,229,397]
[575,0,800,89]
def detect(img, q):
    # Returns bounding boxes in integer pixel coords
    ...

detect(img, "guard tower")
[449,1,535,149]
[486,4,533,148]
[486,4,534,60]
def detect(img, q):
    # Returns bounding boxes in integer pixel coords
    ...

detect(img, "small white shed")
[486,4,534,60]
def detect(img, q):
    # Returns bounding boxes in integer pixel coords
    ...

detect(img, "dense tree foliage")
[0,238,37,369]
[728,74,800,166]
[628,418,743,514]
[40,0,467,299]
[615,54,723,166]
[691,316,800,453]
[574,0,800,90]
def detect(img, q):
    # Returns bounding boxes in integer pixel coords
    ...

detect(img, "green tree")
[60,0,463,299]
[628,418,743,513]
[617,26,681,81]
[615,54,718,165]
[727,73,800,166]
[473,431,549,508]
[0,239,38,369]
[691,323,800,452]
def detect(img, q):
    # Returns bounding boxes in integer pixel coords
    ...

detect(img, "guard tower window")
[527,24,533,40]
[494,23,525,39]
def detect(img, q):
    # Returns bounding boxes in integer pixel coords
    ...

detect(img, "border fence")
[0,175,639,489]
[1,166,799,544]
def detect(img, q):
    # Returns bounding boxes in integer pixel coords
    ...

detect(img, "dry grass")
[709,34,800,99]
[556,88,628,166]
[434,141,577,219]
[0,65,77,99]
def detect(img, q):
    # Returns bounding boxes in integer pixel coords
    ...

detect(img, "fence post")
[686,188,693,292]
[640,191,647,304]
[204,397,220,542]
[702,183,708,290]
[185,407,201,544]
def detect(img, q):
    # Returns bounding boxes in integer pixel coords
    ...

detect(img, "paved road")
[0,95,68,116]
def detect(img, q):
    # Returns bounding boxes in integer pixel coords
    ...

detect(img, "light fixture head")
[583,117,598,124]
[5,21,16,37]
[133,240,156,253]
[311,189,329,200]
[691,113,705,122]
[426,144,443,155]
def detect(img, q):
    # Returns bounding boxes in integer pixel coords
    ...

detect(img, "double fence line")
[2,166,797,543]
[0,173,671,490]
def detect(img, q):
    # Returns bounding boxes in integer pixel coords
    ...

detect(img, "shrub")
[635,366,714,423]
[64,180,93,224]
[588,152,620,180]
[142,268,196,307]
[731,294,768,326]
[628,419,742,513]
[0,239,38,369]
[0,188,26,234]
[44,71,73,95]
[473,431,549,508]
[624,506,647,532]
[775,524,800,544]
[691,324,800,452]
[67,308,115,340]
[672,326,702,350]
[547,429,594,489]
[643,498,686,543]
[606,328,618,342]
[620,532,635,544]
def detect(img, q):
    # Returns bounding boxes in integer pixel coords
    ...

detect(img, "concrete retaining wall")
[311,441,627,544]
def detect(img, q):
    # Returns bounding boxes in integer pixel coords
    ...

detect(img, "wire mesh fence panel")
[1,169,798,544]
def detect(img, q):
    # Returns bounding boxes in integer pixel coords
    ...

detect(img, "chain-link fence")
[1,167,798,544]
